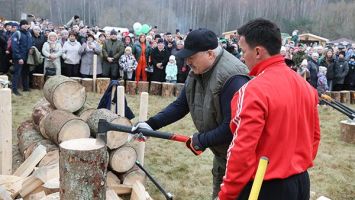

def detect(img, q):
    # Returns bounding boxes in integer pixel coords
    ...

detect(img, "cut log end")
[110,146,137,173]
[57,119,91,144]
[107,117,132,149]
[60,138,105,151]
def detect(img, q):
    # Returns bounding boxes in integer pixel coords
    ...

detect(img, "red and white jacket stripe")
[218,55,320,200]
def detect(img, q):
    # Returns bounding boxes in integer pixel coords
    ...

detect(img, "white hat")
[319,66,327,74]
[301,59,308,66]
[169,55,176,61]
[312,52,319,58]
[280,46,286,52]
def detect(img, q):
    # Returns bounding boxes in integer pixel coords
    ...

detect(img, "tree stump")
[32,73,45,89]
[43,110,90,145]
[109,146,137,173]
[340,91,351,104]
[82,78,94,92]
[162,83,175,97]
[59,138,108,200]
[149,81,162,96]
[87,109,119,135]
[74,105,96,122]
[330,91,341,102]
[70,77,82,84]
[340,120,355,144]
[32,98,55,139]
[96,78,111,94]
[120,167,146,186]
[106,117,132,150]
[175,83,185,97]
[126,81,137,95]
[350,91,355,104]
[43,75,86,113]
[137,81,149,94]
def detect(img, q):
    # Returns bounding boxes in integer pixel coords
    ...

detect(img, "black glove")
[185,133,205,156]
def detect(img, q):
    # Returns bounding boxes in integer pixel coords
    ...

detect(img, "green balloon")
[135,30,142,36]
[141,24,150,34]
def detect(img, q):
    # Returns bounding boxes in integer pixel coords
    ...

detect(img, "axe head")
[97,119,108,145]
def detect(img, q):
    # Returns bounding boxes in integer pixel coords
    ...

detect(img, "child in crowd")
[317,66,329,94]
[119,46,138,80]
[165,55,178,83]
[297,59,310,80]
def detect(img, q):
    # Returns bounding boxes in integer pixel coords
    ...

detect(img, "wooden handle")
[248,157,269,200]
[137,92,148,166]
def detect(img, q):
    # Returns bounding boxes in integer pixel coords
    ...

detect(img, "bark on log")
[31,73,45,89]
[74,105,96,122]
[330,91,341,102]
[109,146,137,173]
[161,83,175,97]
[340,120,355,144]
[340,91,351,104]
[87,109,119,135]
[43,110,90,145]
[137,81,149,94]
[175,83,184,97]
[149,81,162,95]
[106,117,132,150]
[126,81,137,95]
[82,78,94,92]
[32,98,55,139]
[70,77,82,84]
[351,91,355,104]
[96,78,111,94]
[120,167,146,186]
[43,75,86,113]
[59,138,108,200]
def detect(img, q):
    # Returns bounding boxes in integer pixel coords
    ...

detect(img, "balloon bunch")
[133,22,151,35]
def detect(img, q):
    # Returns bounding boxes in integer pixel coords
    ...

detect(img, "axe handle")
[106,121,189,143]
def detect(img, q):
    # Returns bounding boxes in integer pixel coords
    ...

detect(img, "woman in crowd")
[42,32,62,75]
[79,33,102,78]
[62,31,81,77]
[319,49,335,91]
[132,34,151,82]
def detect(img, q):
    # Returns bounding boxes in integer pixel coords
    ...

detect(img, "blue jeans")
[12,60,29,92]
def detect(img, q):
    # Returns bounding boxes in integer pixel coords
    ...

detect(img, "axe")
[96,119,190,145]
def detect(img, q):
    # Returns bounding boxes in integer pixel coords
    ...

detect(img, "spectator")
[151,38,169,82]
[65,15,84,28]
[165,55,177,83]
[79,33,102,78]
[171,40,189,83]
[132,34,151,82]
[344,55,355,90]
[119,46,137,81]
[62,31,81,77]
[333,51,349,91]
[123,35,133,48]
[59,30,69,46]
[0,22,9,74]
[307,52,319,88]
[42,32,62,76]
[102,29,124,80]
[297,59,310,80]
[319,49,335,91]
[317,66,328,94]
[97,33,106,47]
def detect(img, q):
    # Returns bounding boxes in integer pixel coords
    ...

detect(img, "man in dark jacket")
[31,26,46,73]
[307,52,319,88]
[102,29,124,80]
[132,29,249,199]
[150,39,170,82]
[11,20,33,96]
[333,51,349,91]
[344,55,355,90]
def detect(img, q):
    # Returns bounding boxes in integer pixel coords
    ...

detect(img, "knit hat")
[19,20,28,27]
[110,29,117,35]
[301,59,308,66]
[169,55,176,61]
[319,66,327,74]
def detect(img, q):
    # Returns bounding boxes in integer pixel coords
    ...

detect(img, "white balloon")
[133,22,142,32]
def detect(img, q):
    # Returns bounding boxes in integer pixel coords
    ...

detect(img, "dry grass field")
[10,90,355,200]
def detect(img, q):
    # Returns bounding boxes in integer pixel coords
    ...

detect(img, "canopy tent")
[328,38,355,46]
[298,33,329,46]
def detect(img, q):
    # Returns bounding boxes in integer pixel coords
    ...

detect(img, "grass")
[10,90,355,200]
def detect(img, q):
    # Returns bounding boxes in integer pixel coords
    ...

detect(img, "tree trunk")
[74,105,96,122]
[107,171,121,187]
[161,83,175,97]
[351,91,355,104]
[340,91,350,104]
[119,166,146,186]
[43,75,86,113]
[126,81,137,95]
[137,81,149,94]
[43,110,90,145]
[331,91,341,102]
[70,77,82,84]
[87,109,119,135]
[340,120,355,144]
[59,138,108,200]
[109,146,137,173]
[32,98,55,139]
[175,83,184,97]
[149,81,162,96]
[106,117,132,150]
[82,78,94,92]
[96,78,111,94]
[31,73,45,89]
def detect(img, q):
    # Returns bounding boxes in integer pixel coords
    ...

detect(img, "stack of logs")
[0,75,150,200]
[31,73,185,97]
[325,91,355,104]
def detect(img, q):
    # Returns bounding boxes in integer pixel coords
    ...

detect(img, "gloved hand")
[185,133,205,156]
[129,122,153,142]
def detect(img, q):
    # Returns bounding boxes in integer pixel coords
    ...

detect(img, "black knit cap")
[19,20,28,27]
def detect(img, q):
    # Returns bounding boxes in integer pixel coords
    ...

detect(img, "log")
[109,146,137,173]
[74,105,96,122]
[0,175,25,198]
[19,176,43,198]
[351,91,355,104]
[137,81,149,94]
[107,171,121,188]
[32,98,55,139]
[0,88,12,175]
[175,83,184,97]
[107,117,132,150]
[109,184,132,195]
[87,109,119,135]
[330,91,341,102]
[70,77,82,84]
[137,92,148,166]
[96,77,111,94]
[161,83,175,97]
[43,110,90,145]
[149,81,162,95]
[120,167,146,186]
[340,120,355,144]
[13,145,47,178]
[43,75,86,113]
[59,138,108,200]
[340,91,351,104]
[32,73,45,89]
[38,150,59,167]
[130,181,150,200]
[82,78,94,92]
[126,81,137,95]
[45,75,53,82]
[106,189,122,200]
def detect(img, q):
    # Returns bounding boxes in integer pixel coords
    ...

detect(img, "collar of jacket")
[249,54,285,76]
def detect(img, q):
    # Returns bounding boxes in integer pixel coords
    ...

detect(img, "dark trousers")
[212,155,227,199]
[237,171,310,200]
[64,63,80,77]
[12,60,29,92]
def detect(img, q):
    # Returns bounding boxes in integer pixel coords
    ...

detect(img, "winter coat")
[62,40,81,64]
[165,62,177,81]
[102,39,124,63]
[119,54,137,72]
[27,46,43,66]
[171,48,189,83]
[319,57,335,80]
[132,42,151,64]
[307,59,319,88]
[42,41,62,75]
[344,60,355,89]
[0,30,9,73]
[334,59,349,84]
[11,29,33,61]
[79,41,102,75]
[317,73,328,94]
[31,33,46,53]
[150,47,170,82]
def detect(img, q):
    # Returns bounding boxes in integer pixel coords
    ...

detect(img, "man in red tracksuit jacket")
[218,18,320,200]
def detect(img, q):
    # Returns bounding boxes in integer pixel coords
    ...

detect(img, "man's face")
[167,35,173,41]
[186,51,214,74]
[157,43,165,51]
[110,34,117,40]
[5,25,11,31]
[0,23,3,30]
[238,36,257,70]
[73,25,79,32]
[11,26,18,32]
[48,23,54,30]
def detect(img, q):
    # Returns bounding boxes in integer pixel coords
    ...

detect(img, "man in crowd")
[102,29,124,80]
[218,18,320,200]
[132,28,249,199]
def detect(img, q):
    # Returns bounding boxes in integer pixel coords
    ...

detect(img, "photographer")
[65,15,84,29]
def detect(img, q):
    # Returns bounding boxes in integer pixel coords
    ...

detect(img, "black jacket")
[32,33,46,53]
[320,57,335,80]
[150,47,170,82]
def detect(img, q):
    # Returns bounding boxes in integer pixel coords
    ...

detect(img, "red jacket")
[219,55,320,200]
